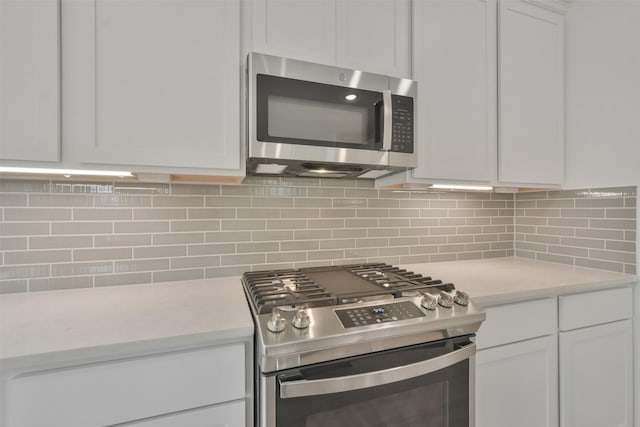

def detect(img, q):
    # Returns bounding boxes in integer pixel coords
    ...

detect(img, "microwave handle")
[279,342,476,399]
[382,90,393,151]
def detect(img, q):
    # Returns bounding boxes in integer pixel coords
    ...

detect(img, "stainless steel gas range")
[241,263,486,427]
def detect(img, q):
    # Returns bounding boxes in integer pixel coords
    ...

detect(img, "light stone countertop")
[1,257,637,374]
[0,276,253,373]
[403,257,638,306]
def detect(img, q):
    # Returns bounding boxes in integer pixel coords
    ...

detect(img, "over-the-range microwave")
[247,52,417,179]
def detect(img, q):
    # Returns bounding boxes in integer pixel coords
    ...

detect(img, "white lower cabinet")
[4,343,249,427]
[476,286,635,427]
[475,298,558,427]
[559,289,634,427]
[477,335,558,427]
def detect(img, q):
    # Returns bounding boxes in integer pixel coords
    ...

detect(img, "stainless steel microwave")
[247,52,417,179]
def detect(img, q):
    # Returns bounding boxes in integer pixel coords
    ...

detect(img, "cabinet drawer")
[6,343,245,427]
[559,287,632,331]
[121,399,245,427]
[476,298,557,350]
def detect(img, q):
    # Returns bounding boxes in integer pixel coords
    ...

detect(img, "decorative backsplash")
[0,177,513,293]
[515,187,636,274]
[1,178,636,293]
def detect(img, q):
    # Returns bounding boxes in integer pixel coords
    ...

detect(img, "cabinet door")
[476,335,558,427]
[559,320,633,427]
[0,0,60,162]
[336,0,411,78]
[412,0,497,182]
[66,0,240,171]
[498,0,564,185]
[250,0,336,65]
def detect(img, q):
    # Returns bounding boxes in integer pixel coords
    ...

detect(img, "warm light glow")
[345,94,357,101]
[430,184,493,191]
[0,166,134,177]
[307,168,331,174]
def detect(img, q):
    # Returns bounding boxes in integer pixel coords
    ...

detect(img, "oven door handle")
[279,342,476,399]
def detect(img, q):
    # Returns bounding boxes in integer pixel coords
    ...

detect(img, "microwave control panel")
[335,301,425,328]
[391,95,414,153]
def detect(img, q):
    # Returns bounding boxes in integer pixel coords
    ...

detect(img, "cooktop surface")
[242,263,454,314]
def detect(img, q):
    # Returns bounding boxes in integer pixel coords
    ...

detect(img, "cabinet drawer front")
[6,343,245,427]
[121,400,245,427]
[477,298,557,350]
[559,287,632,331]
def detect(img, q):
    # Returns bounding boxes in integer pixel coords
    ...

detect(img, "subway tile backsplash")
[0,178,636,293]
[515,186,636,274]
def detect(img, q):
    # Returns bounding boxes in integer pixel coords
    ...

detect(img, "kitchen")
[0,0,638,426]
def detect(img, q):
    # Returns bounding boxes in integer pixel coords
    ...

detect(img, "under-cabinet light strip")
[0,166,134,177]
[430,184,493,191]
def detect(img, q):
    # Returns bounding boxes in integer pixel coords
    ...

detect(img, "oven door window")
[256,74,384,150]
[275,338,472,427]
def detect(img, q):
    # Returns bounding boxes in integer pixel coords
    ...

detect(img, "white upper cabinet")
[498,0,565,185]
[412,0,497,183]
[336,0,411,78]
[65,0,241,171]
[0,0,60,162]
[249,0,411,78]
[250,0,337,66]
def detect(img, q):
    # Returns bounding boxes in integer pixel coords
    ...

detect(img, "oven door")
[259,336,476,427]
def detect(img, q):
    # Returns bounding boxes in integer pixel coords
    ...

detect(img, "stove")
[243,263,485,427]
[242,263,484,371]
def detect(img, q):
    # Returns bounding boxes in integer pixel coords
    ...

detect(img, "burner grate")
[241,263,455,314]
[242,269,336,314]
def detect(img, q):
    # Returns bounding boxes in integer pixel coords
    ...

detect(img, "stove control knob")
[292,308,311,329]
[454,290,469,306]
[438,291,454,308]
[267,308,286,333]
[421,293,438,310]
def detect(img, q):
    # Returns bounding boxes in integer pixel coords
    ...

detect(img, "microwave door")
[255,74,385,151]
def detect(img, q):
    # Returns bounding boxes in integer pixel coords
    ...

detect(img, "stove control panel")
[335,301,425,328]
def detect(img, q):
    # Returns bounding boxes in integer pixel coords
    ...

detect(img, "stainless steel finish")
[279,342,476,398]
[267,308,286,333]
[438,291,454,308]
[469,343,476,427]
[421,293,438,310]
[247,52,418,176]
[291,308,310,329]
[382,89,393,151]
[260,375,276,427]
[253,296,485,373]
[454,290,470,306]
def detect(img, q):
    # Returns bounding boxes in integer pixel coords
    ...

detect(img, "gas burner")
[242,263,456,315]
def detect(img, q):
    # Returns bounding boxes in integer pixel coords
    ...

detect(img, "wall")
[515,186,636,274]
[0,177,514,293]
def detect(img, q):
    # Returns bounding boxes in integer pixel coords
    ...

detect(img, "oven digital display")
[335,301,425,328]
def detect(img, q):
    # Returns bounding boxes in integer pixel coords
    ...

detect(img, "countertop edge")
[473,276,638,307]
[1,325,255,375]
